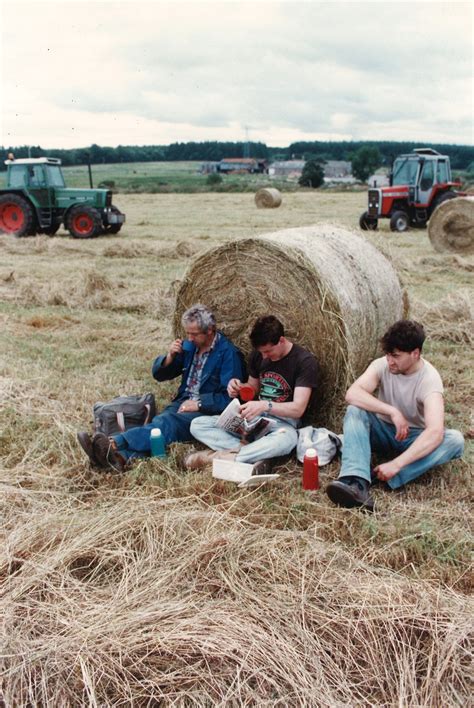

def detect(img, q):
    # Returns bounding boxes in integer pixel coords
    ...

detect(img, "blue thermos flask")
[150,428,166,458]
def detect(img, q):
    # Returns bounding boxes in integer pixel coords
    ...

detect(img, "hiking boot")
[77,431,99,466]
[326,476,374,511]
[251,453,292,476]
[92,433,127,473]
[184,449,237,470]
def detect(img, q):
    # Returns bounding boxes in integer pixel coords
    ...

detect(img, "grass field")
[61,160,300,193]
[1,189,472,705]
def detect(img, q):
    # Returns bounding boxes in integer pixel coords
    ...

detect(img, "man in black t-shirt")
[186,315,320,473]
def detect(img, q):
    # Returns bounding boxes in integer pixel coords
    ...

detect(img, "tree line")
[2,140,473,170]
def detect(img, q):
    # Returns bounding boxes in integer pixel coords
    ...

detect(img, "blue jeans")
[339,405,464,489]
[190,415,298,464]
[112,400,202,461]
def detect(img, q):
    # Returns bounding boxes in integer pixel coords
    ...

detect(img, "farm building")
[368,172,390,187]
[324,160,352,179]
[218,158,267,174]
[200,162,220,174]
[268,160,306,180]
[268,159,355,183]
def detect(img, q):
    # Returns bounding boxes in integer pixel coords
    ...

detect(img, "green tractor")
[0,156,125,238]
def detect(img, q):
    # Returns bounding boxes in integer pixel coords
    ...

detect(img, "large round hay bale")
[174,225,405,425]
[255,188,282,209]
[428,197,474,254]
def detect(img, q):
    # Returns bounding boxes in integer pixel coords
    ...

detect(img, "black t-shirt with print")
[248,343,320,404]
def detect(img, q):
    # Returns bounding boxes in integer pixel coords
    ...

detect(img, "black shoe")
[326,476,374,511]
[92,433,127,473]
[252,453,292,476]
[77,431,99,466]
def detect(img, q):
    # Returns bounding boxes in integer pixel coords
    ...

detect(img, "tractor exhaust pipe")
[87,155,93,188]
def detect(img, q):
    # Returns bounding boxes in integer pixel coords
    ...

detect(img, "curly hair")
[380,320,425,354]
[181,304,216,333]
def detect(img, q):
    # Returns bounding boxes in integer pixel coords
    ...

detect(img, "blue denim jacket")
[152,332,245,415]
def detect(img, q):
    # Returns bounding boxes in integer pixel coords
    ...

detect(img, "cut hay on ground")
[174,225,404,424]
[2,492,472,706]
[428,197,474,254]
[413,290,473,344]
[255,187,282,208]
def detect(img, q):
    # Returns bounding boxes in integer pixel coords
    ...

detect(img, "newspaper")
[216,398,275,443]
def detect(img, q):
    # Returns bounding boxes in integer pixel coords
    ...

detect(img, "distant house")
[268,160,305,180]
[200,162,220,174]
[368,173,390,187]
[323,161,352,179]
[218,158,267,174]
[268,159,355,183]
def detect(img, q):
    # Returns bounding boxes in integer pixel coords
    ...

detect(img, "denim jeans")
[113,400,202,461]
[339,405,464,489]
[190,415,298,464]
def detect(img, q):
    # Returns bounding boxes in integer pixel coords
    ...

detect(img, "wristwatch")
[267,401,273,413]
[197,399,202,411]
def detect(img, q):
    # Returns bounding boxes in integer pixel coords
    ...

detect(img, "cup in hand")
[182,339,195,352]
[239,384,255,402]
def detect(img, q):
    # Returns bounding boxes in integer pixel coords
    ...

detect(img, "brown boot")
[184,449,237,470]
[77,431,100,466]
[92,433,127,473]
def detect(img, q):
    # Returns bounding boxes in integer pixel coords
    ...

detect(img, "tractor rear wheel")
[0,194,35,237]
[390,210,409,232]
[66,205,102,239]
[431,191,457,214]
[359,211,378,230]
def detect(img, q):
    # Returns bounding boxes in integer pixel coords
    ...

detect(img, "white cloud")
[1,1,472,148]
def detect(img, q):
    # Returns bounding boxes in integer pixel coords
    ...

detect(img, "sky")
[1,0,472,149]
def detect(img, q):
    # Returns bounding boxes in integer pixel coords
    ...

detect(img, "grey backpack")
[93,393,156,436]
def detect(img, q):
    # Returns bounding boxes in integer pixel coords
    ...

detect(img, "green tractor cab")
[0,157,125,238]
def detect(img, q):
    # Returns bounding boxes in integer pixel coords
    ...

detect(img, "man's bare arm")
[346,362,409,441]
[375,392,445,481]
[240,386,312,420]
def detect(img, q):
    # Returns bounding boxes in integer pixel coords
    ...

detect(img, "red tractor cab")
[360,148,463,232]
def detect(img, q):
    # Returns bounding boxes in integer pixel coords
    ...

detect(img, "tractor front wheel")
[390,211,409,232]
[0,194,35,237]
[359,211,378,231]
[104,205,123,234]
[66,205,102,239]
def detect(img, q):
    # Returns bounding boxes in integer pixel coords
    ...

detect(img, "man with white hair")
[77,304,244,471]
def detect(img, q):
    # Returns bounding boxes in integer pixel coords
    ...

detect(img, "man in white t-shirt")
[327,320,464,511]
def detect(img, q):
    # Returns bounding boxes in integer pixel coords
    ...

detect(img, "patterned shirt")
[184,332,220,400]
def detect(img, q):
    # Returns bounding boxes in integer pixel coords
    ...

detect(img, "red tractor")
[359,148,463,232]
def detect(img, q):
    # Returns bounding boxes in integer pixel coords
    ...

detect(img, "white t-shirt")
[372,357,444,429]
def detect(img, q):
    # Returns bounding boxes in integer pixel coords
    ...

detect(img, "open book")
[216,398,275,443]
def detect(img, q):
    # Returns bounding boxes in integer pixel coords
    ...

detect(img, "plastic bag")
[296,426,342,466]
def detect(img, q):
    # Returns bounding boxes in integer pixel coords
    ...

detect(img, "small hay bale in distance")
[174,224,405,425]
[428,196,474,254]
[255,188,282,209]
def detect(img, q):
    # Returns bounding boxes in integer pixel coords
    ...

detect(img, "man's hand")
[374,460,401,482]
[240,400,268,420]
[168,338,184,359]
[162,339,184,368]
[390,409,409,441]
[178,400,199,414]
[227,378,242,398]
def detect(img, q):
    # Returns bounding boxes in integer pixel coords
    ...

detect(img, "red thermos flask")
[302,448,319,490]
